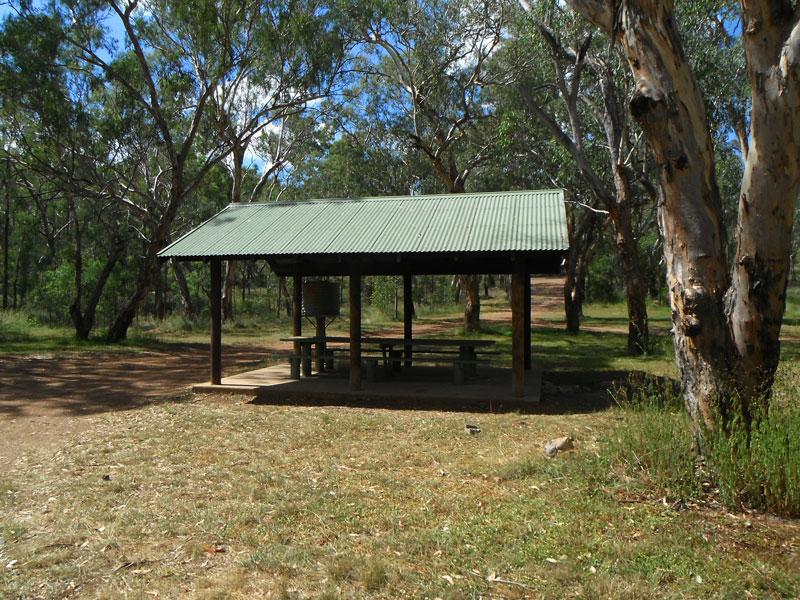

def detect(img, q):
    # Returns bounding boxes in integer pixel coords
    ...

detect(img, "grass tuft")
[361,558,390,591]
[605,370,800,517]
[709,401,800,517]
[327,554,359,582]
[606,375,700,501]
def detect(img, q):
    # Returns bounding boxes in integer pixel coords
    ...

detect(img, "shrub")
[369,276,400,319]
[158,313,202,333]
[0,310,35,342]
[586,249,622,303]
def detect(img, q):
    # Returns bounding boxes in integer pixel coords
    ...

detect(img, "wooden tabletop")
[280,336,495,347]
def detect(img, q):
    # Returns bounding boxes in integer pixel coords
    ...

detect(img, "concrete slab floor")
[193,363,542,407]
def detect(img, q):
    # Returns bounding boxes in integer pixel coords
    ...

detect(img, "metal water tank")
[302,280,340,318]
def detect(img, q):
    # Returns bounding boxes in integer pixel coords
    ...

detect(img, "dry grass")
[1,394,798,598]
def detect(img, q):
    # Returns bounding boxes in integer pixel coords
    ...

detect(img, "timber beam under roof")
[168,251,564,277]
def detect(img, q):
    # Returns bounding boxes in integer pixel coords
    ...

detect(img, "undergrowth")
[708,402,800,517]
[606,375,701,501]
[608,371,800,517]
[0,310,35,342]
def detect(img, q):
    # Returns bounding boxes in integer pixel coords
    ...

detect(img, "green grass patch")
[2,284,799,596]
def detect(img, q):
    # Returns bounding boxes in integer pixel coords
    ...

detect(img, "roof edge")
[220,188,565,210]
[158,204,232,258]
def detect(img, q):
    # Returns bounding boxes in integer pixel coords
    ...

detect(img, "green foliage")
[587,249,622,303]
[368,275,399,318]
[151,313,204,334]
[0,310,35,342]
[30,263,73,324]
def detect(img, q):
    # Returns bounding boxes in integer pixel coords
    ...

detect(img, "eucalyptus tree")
[0,10,133,337]
[206,6,348,320]
[511,5,654,353]
[469,75,609,332]
[565,0,800,436]
[49,0,348,341]
[1,151,13,310]
[346,0,519,332]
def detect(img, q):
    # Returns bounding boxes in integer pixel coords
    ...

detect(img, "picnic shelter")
[158,189,569,400]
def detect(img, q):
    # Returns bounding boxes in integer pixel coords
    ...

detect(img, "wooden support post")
[511,260,526,398]
[315,316,326,372]
[292,275,302,347]
[210,258,222,385]
[292,274,307,376]
[403,273,413,368]
[524,271,532,371]
[349,266,362,390]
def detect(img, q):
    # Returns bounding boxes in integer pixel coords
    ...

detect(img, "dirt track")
[0,277,566,463]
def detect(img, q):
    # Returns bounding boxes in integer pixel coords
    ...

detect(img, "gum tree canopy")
[565,0,800,435]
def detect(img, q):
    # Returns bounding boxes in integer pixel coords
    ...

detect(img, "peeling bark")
[728,5,800,403]
[566,0,800,434]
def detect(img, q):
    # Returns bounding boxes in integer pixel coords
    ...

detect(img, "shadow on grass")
[0,333,208,355]
[472,322,674,374]
[247,365,645,416]
[248,384,617,416]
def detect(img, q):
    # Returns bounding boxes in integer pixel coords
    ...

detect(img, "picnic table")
[280,335,495,381]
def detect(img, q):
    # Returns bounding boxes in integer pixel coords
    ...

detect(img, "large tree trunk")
[70,248,123,340]
[222,142,246,321]
[727,5,800,405]
[68,200,123,340]
[564,263,588,333]
[222,260,236,321]
[609,206,649,354]
[601,69,650,355]
[107,248,159,342]
[278,275,292,317]
[585,1,733,430]
[445,178,482,332]
[566,0,800,433]
[107,184,183,342]
[2,157,10,310]
[524,32,649,354]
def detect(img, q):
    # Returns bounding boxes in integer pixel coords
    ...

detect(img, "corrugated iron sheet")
[159,189,568,258]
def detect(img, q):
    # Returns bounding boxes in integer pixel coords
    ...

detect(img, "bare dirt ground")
[0,277,566,463]
[0,346,271,462]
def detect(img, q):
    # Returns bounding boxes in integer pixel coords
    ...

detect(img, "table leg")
[380,343,390,371]
[316,340,326,373]
[301,343,312,376]
[460,345,477,377]
[469,347,477,376]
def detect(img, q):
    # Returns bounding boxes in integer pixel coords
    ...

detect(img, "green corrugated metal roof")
[159,189,568,259]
